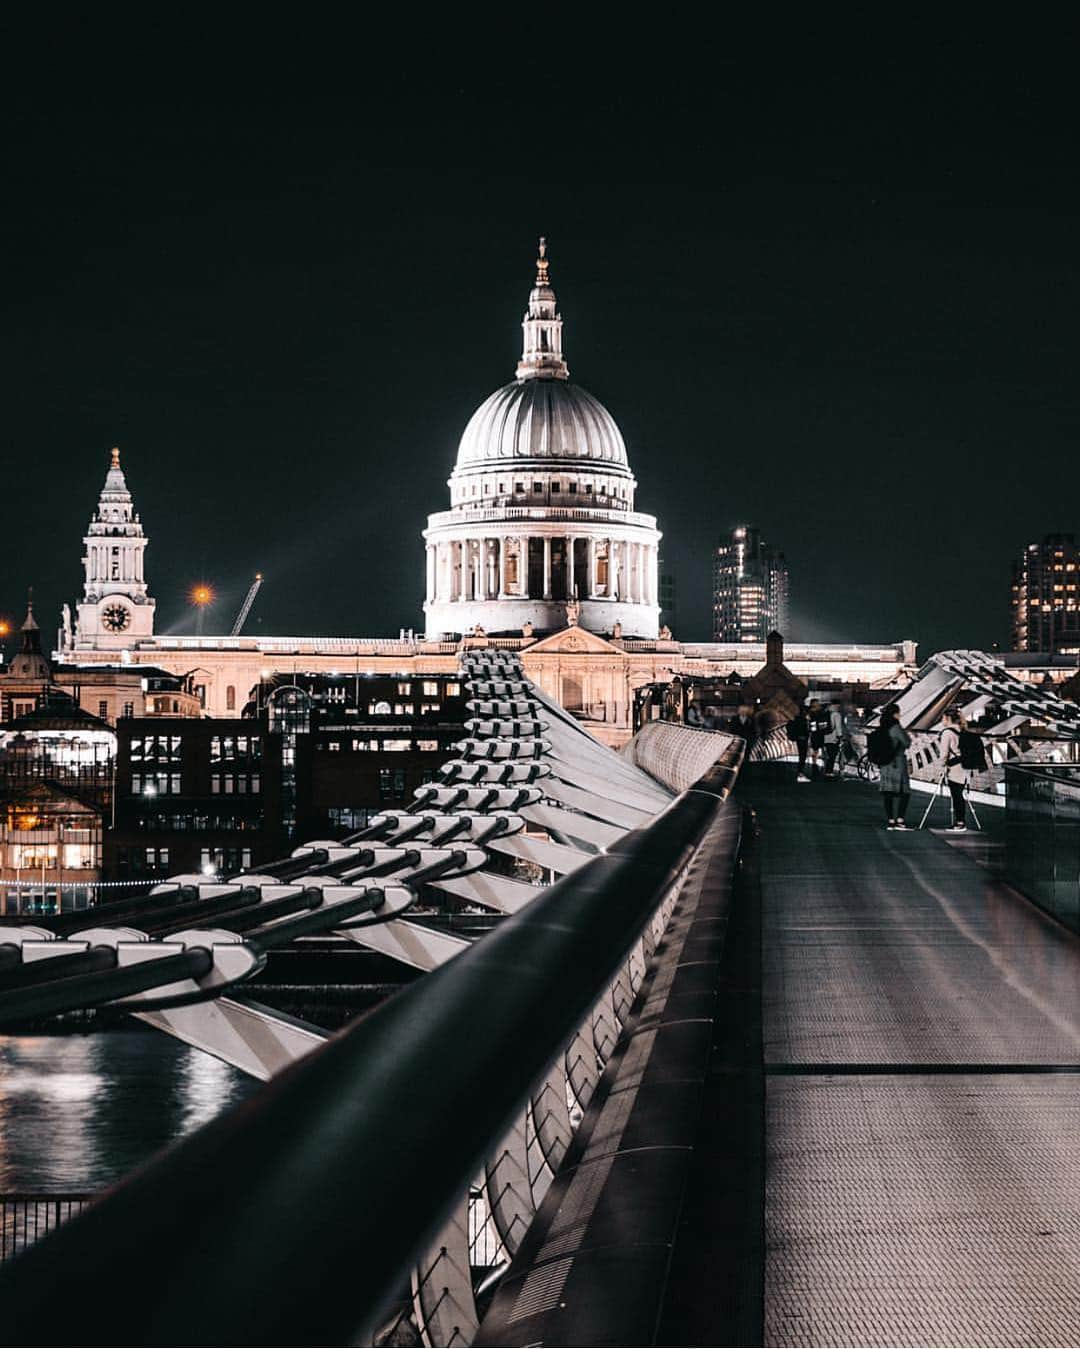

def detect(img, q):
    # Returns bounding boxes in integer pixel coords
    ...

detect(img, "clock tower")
[73,448,156,649]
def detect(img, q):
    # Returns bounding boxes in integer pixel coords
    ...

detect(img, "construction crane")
[230,573,263,636]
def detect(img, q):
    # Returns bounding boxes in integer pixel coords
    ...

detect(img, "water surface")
[0,1029,258,1192]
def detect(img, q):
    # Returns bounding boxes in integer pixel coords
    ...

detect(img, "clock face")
[101,603,131,633]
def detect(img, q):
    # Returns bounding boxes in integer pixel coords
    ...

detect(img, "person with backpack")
[787,703,811,782]
[938,709,985,831]
[870,704,911,828]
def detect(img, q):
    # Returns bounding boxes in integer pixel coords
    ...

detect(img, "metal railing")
[1005,763,1080,934]
[0,742,743,1346]
[0,1195,90,1263]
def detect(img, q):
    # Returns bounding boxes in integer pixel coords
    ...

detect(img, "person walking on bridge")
[807,699,829,778]
[823,700,846,777]
[727,704,758,754]
[787,702,811,783]
[874,705,911,829]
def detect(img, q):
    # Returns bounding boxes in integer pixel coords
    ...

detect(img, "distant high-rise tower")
[712,526,789,642]
[1011,534,1080,654]
[658,564,677,633]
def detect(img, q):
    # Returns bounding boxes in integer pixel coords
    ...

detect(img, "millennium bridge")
[0,648,1077,1346]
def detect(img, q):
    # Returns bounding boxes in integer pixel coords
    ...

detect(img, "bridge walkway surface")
[749,763,1080,1348]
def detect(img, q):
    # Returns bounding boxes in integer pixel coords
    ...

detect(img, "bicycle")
[831,739,878,782]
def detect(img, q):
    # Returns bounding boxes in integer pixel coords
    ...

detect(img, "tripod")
[918,769,982,831]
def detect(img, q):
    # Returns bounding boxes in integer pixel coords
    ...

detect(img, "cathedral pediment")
[523,627,625,656]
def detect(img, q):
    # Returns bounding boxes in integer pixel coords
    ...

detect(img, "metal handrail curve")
[0,742,744,1347]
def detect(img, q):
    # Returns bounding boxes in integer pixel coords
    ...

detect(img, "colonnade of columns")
[86,542,146,587]
[424,536,659,606]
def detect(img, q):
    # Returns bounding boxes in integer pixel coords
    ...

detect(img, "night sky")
[2,24,1078,658]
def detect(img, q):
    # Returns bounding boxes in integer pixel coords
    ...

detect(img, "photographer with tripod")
[938,708,987,832]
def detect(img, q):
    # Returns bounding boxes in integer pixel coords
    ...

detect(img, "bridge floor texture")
[748,764,1080,1348]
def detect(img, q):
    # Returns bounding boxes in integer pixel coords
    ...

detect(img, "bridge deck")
[753,765,1080,1348]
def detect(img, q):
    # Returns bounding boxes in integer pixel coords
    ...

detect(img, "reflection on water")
[0,1029,259,1192]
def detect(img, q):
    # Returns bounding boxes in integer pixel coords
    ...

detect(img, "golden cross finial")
[110,446,120,469]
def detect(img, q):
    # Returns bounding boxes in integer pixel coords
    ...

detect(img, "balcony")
[425,505,659,531]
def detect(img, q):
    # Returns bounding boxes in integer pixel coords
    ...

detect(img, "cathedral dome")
[455,379,629,470]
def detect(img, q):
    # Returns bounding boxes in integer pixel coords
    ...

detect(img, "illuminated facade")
[0,691,115,908]
[712,526,789,642]
[422,241,661,639]
[55,249,916,746]
[1011,534,1080,655]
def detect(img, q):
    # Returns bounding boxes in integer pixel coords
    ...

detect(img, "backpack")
[867,725,898,766]
[957,729,987,772]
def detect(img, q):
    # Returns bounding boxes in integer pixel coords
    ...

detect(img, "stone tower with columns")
[423,241,661,639]
[73,448,156,649]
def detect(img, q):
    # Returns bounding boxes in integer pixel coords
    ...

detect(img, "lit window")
[422,681,439,696]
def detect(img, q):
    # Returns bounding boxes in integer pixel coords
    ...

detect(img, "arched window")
[226,685,236,711]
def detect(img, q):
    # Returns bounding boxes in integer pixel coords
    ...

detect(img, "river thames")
[0,1030,256,1191]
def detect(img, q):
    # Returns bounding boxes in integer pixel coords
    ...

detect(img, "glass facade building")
[712,526,789,642]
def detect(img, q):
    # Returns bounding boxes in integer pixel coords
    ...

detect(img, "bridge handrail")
[0,740,744,1346]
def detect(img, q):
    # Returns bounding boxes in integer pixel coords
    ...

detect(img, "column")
[543,537,552,599]
[499,537,508,597]
[567,535,576,599]
[426,545,436,604]
[636,542,645,604]
[609,538,618,599]
[473,540,483,601]
[587,538,596,598]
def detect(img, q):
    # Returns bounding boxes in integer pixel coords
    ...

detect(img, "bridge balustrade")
[1005,763,1080,933]
[0,658,744,1347]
